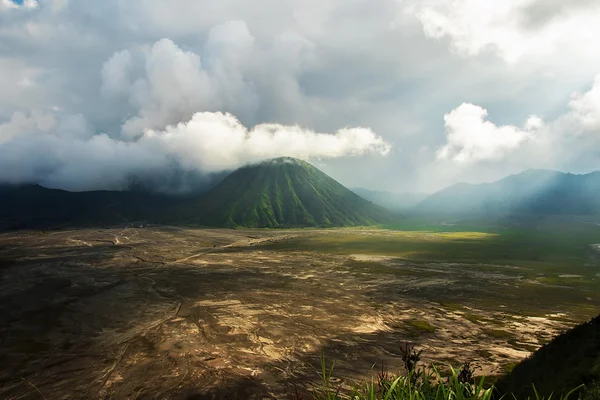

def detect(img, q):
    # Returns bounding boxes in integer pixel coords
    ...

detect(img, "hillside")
[0,158,392,230]
[416,169,600,216]
[182,157,392,228]
[351,188,426,211]
[0,184,175,230]
[495,314,600,399]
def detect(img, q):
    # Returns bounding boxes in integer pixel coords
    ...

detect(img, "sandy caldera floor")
[0,226,582,399]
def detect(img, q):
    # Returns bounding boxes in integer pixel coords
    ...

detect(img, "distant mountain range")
[0,157,391,230]
[416,169,600,216]
[0,184,173,230]
[350,188,427,212]
[2,165,600,231]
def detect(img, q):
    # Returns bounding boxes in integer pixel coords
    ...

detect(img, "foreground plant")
[309,345,585,400]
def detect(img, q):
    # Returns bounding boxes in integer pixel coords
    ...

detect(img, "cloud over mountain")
[0,12,390,192]
[0,108,389,191]
[2,0,600,193]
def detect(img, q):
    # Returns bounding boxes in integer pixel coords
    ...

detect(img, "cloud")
[100,50,133,98]
[0,111,160,191]
[437,73,600,166]
[1,2,405,192]
[0,110,91,144]
[519,0,598,29]
[0,109,390,191]
[568,74,600,131]
[112,38,215,137]
[0,111,56,144]
[437,103,538,163]
[3,0,600,194]
[408,0,600,65]
[101,25,315,138]
[140,112,391,172]
[0,0,37,11]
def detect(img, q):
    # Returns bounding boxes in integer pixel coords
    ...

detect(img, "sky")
[1,0,600,193]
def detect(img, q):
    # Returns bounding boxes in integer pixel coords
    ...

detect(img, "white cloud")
[437,73,600,167]
[408,0,600,65]
[140,112,391,172]
[524,115,544,131]
[0,0,18,11]
[102,26,315,138]
[437,103,537,163]
[116,38,215,137]
[0,109,390,190]
[568,74,600,131]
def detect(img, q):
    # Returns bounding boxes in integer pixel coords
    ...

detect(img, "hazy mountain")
[416,169,600,216]
[126,169,230,195]
[0,158,392,230]
[351,188,427,211]
[180,157,392,228]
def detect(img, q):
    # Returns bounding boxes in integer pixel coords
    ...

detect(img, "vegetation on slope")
[0,184,175,230]
[0,158,393,229]
[309,341,589,400]
[184,157,392,228]
[494,314,600,399]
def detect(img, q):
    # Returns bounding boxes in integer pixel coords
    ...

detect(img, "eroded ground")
[0,226,598,399]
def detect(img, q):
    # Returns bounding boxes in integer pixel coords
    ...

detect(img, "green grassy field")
[257,216,600,319]
[264,225,597,269]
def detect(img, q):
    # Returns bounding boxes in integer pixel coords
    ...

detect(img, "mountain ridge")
[416,168,600,215]
[0,157,392,230]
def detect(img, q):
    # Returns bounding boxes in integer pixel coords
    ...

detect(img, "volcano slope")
[180,157,391,228]
[0,158,392,230]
